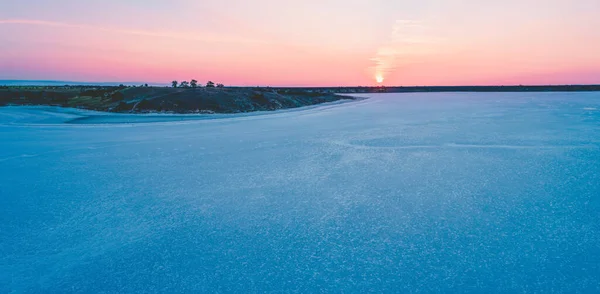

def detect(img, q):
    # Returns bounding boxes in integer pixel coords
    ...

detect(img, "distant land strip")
[1,83,599,114]
[264,85,600,93]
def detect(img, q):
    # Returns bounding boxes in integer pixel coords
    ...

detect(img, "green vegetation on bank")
[0,81,353,113]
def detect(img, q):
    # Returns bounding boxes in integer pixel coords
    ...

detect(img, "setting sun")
[376,75,384,83]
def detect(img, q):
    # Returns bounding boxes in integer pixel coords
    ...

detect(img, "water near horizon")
[1,92,599,292]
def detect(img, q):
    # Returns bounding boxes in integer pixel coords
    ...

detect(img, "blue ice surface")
[1,92,599,292]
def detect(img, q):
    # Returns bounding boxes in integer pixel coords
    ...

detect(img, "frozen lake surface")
[1,92,600,292]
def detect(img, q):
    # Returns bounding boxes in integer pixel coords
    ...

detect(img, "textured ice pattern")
[1,92,600,292]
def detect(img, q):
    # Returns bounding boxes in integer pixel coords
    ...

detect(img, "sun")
[376,75,384,84]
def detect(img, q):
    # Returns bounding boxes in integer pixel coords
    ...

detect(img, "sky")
[1,0,599,86]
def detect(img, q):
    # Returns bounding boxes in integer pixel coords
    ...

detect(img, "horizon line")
[1,79,600,88]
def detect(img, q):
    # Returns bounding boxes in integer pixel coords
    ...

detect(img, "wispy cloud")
[369,19,441,83]
[0,19,268,44]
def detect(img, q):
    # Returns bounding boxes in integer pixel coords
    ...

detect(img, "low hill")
[0,86,352,113]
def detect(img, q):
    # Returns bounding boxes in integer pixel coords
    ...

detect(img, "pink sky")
[1,0,599,86]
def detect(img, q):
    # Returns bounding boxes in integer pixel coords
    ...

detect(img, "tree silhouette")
[172,80,178,88]
[180,81,189,88]
[190,79,198,88]
[206,81,215,88]
[216,83,224,88]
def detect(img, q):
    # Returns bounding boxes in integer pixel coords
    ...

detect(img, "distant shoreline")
[1,81,599,92]
[266,85,600,93]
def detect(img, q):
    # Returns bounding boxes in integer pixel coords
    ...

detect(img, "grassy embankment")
[0,86,351,113]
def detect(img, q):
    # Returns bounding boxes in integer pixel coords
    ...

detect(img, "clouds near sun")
[369,20,442,84]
